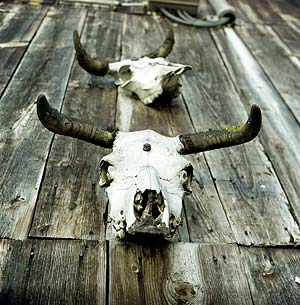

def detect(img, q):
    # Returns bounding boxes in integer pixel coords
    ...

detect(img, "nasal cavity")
[134,190,164,221]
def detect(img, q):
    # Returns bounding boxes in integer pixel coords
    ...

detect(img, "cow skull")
[73,28,191,105]
[36,95,262,239]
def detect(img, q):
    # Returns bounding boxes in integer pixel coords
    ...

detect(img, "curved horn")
[73,30,109,76]
[37,94,116,148]
[178,105,262,155]
[143,26,175,58]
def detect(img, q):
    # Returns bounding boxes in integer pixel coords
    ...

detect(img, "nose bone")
[136,166,161,193]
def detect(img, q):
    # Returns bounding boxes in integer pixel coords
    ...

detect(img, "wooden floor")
[0,0,300,304]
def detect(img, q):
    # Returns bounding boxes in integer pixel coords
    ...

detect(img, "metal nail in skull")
[37,95,262,239]
[73,27,191,105]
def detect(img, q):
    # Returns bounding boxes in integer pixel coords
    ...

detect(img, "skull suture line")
[37,95,262,239]
[73,28,191,105]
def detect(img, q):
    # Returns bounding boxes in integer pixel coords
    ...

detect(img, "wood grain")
[0,239,106,305]
[211,26,300,239]
[272,20,300,54]
[109,241,253,305]
[240,246,300,305]
[29,10,122,240]
[227,0,283,25]
[235,24,300,124]
[0,7,86,239]
[172,24,300,245]
[0,4,47,96]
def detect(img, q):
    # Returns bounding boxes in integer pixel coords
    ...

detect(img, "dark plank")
[0,4,46,43]
[30,10,122,240]
[227,0,283,25]
[211,26,300,237]
[111,14,234,243]
[109,241,253,305]
[0,7,86,239]
[235,24,300,124]
[0,239,106,305]
[0,4,47,96]
[240,246,300,305]
[170,23,300,245]
[266,0,300,15]
[272,15,300,54]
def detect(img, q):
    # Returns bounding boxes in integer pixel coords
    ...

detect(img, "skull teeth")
[116,229,125,239]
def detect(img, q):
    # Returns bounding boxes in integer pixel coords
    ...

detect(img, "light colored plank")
[0,7,86,239]
[109,241,253,305]
[30,10,122,240]
[0,239,106,305]
[171,23,300,245]
[235,24,300,123]
[211,26,300,241]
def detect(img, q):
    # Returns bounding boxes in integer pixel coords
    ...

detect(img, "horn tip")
[247,104,262,141]
[36,94,49,110]
[249,104,262,124]
[36,94,55,126]
[73,30,79,41]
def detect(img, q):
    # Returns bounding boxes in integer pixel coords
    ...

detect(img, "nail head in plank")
[0,239,106,305]
[240,246,300,305]
[109,241,253,305]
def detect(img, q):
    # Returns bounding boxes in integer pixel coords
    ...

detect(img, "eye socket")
[179,165,193,194]
[99,160,113,187]
[119,65,131,75]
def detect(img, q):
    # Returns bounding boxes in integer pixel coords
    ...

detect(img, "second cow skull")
[73,27,191,105]
[37,94,262,239]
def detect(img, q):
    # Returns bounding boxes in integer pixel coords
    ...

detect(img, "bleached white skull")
[36,95,262,239]
[73,28,191,105]
[99,130,193,238]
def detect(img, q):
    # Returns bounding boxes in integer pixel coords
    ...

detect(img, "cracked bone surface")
[37,95,262,239]
[99,130,192,238]
[73,28,191,105]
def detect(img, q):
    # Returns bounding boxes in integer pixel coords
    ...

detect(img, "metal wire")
[161,8,230,27]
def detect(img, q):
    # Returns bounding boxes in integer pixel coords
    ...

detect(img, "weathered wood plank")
[240,246,300,305]
[266,0,300,15]
[227,0,283,25]
[0,239,106,305]
[112,14,234,243]
[170,23,300,245]
[272,20,300,54]
[30,10,122,240]
[109,241,253,305]
[211,26,300,238]
[0,4,46,43]
[0,7,86,239]
[235,24,300,124]
[0,4,47,96]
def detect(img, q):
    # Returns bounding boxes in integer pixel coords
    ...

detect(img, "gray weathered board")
[1,1,300,304]
[1,239,300,305]
[0,4,47,96]
[0,6,86,239]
